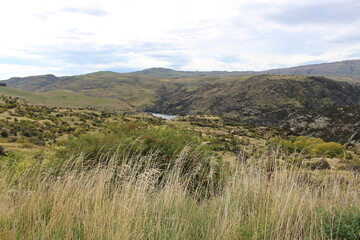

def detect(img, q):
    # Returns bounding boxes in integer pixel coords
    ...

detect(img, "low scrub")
[50,121,223,195]
[267,136,346,157]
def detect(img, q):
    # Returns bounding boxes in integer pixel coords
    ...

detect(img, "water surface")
[150,113,178,120]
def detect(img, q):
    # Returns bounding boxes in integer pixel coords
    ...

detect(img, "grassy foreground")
[0,154,359,239]
[0,122,359,239]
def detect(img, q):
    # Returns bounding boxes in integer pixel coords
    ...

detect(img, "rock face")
[285,106,360,144]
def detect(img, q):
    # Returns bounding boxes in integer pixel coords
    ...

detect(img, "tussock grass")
[0,147,359,239]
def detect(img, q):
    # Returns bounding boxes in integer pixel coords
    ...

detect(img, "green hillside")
[0,86,133,110]
[0,86,48,103]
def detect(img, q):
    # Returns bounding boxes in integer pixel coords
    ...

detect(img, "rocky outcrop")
[284,106,360,144]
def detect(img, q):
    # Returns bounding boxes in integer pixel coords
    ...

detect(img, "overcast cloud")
[0,0,359,78]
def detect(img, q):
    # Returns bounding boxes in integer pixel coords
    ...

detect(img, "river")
[149,113,178,120]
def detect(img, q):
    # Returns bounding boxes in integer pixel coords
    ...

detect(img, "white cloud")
[0,0,359,78]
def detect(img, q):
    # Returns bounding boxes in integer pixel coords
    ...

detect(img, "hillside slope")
[149,75,360,124]
[1,71,253,109]
[2,72,169,109]
[285,106,360,144]
[2,59,360,94]
[4,74,60,92]
[0,86,132,110]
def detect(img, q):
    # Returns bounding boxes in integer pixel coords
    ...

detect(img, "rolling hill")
[1,70,254,109]
[2,59,359,93]
[132,59,360,80]
[0,86,132,110]
[262,59,360,80]
[149,75,360,123]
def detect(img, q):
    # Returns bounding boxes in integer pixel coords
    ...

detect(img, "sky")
[0,0,359,79]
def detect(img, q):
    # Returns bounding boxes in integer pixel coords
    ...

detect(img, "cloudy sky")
[0,0,359,78]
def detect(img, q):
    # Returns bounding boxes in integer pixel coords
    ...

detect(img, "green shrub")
[266,136,295,152]
[310,159,331,170]
[312,142,346,157]
[0,129,9,138]
[0,146,5,156]
[322,207,360,240]
[51,121,223,195]
[267,136,346,158]
[292,136,324,154]
[56,121,206,163]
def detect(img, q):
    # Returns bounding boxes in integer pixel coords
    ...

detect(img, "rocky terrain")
[150,75,360,119]
[285,106,360,145]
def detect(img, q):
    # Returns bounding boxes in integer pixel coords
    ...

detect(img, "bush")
[266,136,295,152]
[312,142,346,157]
[1,128,9,138]
[310,159,331,170]
[0,145,5,156]
[52,121,223,195]
[267,136,346,158]
[293,136,324,154]
[322,207,360,240]
[56,122,207,163]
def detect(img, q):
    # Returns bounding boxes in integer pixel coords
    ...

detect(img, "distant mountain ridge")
[132,67,254,78]
[3,59,359,84]
[1,59,360,112]
[262,59,360,79]
[132,59,360,79]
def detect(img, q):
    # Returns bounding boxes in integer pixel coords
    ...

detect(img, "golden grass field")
[1,146,359,240]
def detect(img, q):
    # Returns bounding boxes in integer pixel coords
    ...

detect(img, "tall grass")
[0,147,359,239]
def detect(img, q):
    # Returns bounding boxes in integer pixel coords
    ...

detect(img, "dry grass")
[0,148,359,240]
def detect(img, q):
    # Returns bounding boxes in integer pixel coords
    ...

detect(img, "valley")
[0,59,360,239]
[1,60,360,145]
